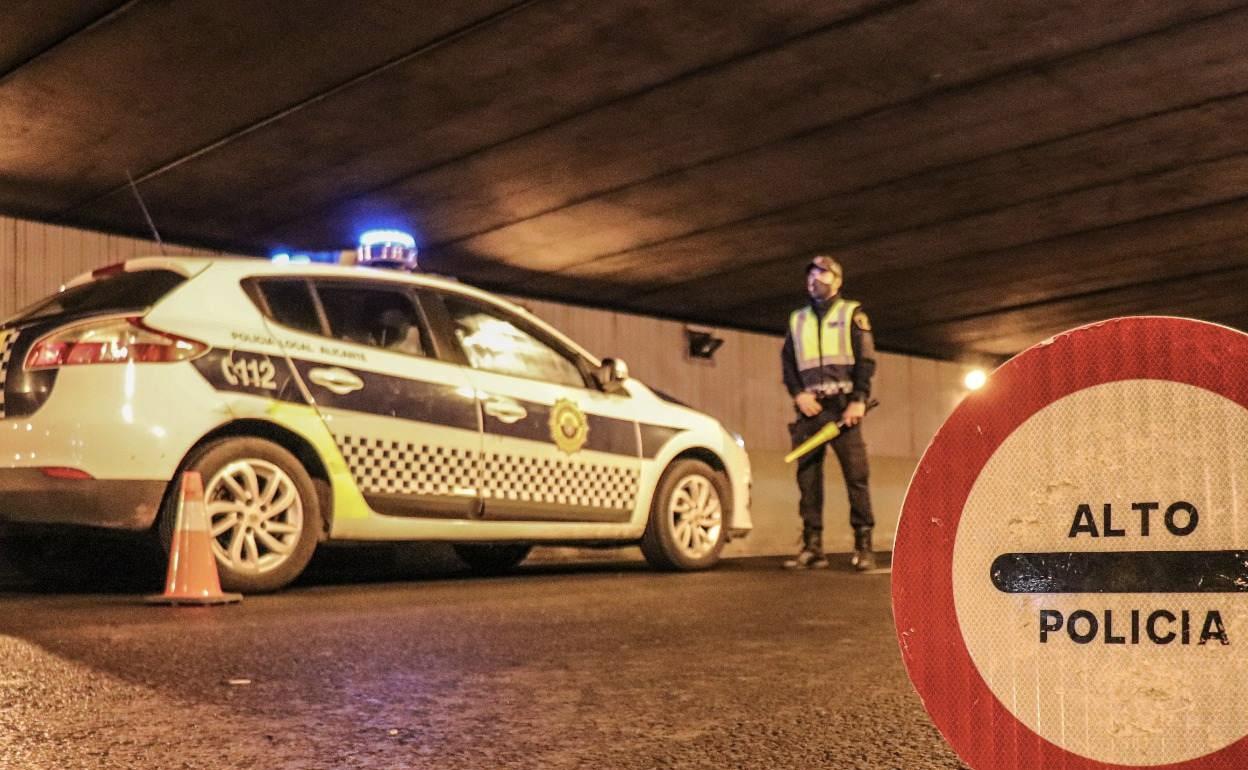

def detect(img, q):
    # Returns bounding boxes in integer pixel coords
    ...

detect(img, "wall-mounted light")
[685,328,724,361]
[964,368,987,390]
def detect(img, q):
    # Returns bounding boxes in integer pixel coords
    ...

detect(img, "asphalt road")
[0,550,966,770]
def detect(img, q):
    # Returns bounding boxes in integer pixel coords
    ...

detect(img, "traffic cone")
[147,471,242,605]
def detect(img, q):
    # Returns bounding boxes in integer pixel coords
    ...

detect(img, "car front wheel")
[639,458,727,571]
[161,437,321,593]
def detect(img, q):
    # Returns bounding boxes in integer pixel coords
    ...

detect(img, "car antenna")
[125,170,167,255]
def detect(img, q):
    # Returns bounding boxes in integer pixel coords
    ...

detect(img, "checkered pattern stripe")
[336,433,640,512]
[336,435,479,497]
[480,452,639,511]
[0,331,16,418]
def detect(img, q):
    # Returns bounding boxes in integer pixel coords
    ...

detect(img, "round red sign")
[893,317,1248,769]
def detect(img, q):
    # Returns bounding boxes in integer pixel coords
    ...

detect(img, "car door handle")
[483,397,527,424]
[307,367,364,395]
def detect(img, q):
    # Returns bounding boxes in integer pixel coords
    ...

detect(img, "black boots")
[852,527,876,571]
[784,528,829,569]
[784,528,876,571]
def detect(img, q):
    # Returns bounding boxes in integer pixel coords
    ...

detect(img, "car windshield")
[6,269,187,326]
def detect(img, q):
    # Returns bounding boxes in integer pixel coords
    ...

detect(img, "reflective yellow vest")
[789,299,859,392]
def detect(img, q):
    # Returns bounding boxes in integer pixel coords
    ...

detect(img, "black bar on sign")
[991,551,1248,593]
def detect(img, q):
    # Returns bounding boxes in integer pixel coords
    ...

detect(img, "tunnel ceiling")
[3,1,1248,361]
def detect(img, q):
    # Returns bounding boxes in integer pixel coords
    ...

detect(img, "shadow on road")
[0,538,665,595]
[0,532,891,597]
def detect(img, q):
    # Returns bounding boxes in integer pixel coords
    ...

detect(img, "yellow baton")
[784,399,879,464]
[784,421,841,463]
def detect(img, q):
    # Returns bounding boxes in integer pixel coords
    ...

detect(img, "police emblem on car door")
[251,278,482,518]
[438,294,641,523]
[550,398,589,454]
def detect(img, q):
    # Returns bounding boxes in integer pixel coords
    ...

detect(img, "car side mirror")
[594,357,629,393]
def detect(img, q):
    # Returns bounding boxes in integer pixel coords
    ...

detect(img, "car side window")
[442,295,586,388]
[315,284,430,357]
[256,279,322,335]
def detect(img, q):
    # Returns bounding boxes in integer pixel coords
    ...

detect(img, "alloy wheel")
[667,474,723,559]
[205,458,304,574]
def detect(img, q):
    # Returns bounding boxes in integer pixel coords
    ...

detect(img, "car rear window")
[256,279,322,335]
[317,284,429,357]
[9,269,187,325]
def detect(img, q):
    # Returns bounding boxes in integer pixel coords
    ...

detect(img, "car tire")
[452,543,532,575]
[639,458,728,571]
[161,437,321,593]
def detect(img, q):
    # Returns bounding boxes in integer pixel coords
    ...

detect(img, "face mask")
[807,270,838,300]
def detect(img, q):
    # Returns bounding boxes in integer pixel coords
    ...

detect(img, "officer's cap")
[806,255,842,278]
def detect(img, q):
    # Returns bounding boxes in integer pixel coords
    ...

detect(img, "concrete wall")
[0,215,975,562]
[0,216,223,311]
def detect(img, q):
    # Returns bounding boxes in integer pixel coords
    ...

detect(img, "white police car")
[0,250,751,591]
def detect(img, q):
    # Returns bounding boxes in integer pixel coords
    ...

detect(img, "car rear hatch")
[0,262,199,419]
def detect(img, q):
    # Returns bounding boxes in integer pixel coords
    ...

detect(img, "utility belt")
[806,380,854,398]
[792,392,850,425]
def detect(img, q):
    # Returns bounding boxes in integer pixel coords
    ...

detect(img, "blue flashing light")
[358,229,416,249]
[356,228,419,271]
[271,250,333,264]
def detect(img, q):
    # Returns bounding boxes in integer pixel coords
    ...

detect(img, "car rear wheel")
[452,543,532,575]
[639,458,727,571]
[161,437,321,593]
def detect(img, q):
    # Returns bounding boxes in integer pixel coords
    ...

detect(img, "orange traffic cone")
[147,471,242,605]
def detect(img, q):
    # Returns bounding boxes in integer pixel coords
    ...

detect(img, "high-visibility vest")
[790,299,859,390]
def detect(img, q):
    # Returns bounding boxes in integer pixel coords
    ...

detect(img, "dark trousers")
[790,403,874,534]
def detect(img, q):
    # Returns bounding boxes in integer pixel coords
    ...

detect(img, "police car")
[0,241,751,591]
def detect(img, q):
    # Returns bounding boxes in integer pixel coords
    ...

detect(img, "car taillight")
[40,467,93,480]
[24,317,207,371]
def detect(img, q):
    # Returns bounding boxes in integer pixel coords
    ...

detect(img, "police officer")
[781,255,877,570]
